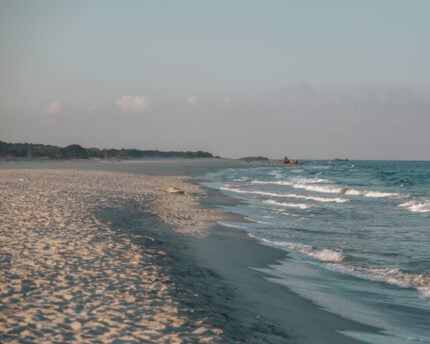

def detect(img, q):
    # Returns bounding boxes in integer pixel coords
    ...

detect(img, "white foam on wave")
[252,178,330,187]
[249,233,430,301]
[308,249,345,263]
[300,184,346,194]
[244,217,272,225]
[317,186,400,198]
[263,199,311,209]
[294,177,333,184]
[360,190,400,198]
[252,231,430,299]
[399,200,430,213]
[233,178,248,182]
[251,233,430,300]
[251,180,293,186]
[246,233,291,248]
[330,265,430,299]
[247,234,345,263]
[251,180,401,198]
[217,221,248,230]
[220,186,349,203]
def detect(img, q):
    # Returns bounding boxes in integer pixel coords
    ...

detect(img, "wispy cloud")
[285,82,318,99]
[85,105,98,114]
[116,96,151,114]
[278,82,427,112]
[47,100,62,115]
[186,96,200,108]
[221,95,232,104]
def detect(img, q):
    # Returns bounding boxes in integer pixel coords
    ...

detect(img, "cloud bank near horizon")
[2,83,428,160]
[116,96,151,115]
[40,83,429,116]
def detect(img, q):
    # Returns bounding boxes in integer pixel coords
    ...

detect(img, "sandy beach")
[0,160,375,343]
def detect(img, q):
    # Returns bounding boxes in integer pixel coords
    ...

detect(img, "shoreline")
[189,176,380,344]
[188,224,380,343]
[0,160,381,343]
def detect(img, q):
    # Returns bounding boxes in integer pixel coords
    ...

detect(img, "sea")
[199,160,430,344]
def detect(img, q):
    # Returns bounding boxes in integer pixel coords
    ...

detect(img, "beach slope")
[0,162,373,343]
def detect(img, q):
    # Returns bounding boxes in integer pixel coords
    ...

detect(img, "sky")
[1,0,429,160]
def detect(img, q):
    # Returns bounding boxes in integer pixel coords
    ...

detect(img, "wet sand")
[0,160,375,343]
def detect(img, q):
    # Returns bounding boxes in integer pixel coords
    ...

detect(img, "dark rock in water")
[275,156,302,165]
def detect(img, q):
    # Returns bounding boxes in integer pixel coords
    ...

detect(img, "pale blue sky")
[1,1,429,159]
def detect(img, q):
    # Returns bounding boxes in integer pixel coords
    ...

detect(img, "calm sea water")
[200,160,430,344]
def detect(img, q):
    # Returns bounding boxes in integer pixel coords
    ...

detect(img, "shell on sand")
[166,186,185,194]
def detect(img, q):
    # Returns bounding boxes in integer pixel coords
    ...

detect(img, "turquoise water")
[200,161,430,343]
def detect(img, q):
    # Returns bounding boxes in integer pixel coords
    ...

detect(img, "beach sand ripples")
[0,169,225,343]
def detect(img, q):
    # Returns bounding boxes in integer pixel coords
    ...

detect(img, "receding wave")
[251,180,401,198]
[250,233,430,298]
[399,200,430,213]
[263,199,311,209]
[244,217,273,225]
[331,265,430,299]
[217,221,249,230]
[247,234,345,263]
[220,186,348,203]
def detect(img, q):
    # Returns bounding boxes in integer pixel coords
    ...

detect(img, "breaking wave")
[217,221,249,230]
[309,249,345,263]
[250,234,430,299]
[248,233,430,299]
[247,234,345,263]
[399,200,430,213]
[251,179,401,198]
[219,186,349,203]
[331,265,430,299]
[263,199,311,209]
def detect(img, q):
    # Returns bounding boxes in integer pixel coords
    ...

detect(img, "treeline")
[0,141,214,159]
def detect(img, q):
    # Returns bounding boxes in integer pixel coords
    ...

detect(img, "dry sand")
[0,168,227,343]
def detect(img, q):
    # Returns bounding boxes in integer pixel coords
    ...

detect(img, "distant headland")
[0,141,214,160]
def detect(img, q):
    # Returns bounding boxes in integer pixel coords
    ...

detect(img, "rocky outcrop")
[275,156,301,165]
